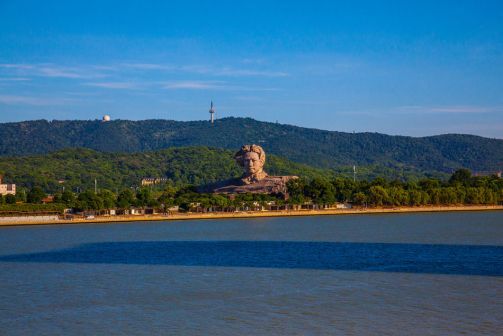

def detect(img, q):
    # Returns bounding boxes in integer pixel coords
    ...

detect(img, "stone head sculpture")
[234,144,268,184]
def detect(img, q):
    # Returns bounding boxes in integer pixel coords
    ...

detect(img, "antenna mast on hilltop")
[209,101,216,124]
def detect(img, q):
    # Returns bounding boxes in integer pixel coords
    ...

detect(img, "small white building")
[0,176,16,196]
[336,203,352,209]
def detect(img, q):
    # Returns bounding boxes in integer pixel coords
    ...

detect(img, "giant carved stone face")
[234,144,268,184]
[243,151,263,175]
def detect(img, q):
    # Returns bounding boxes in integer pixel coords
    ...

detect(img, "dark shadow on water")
[1,241,502,276]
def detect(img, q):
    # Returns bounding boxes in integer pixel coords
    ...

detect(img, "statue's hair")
[234,144,266,167]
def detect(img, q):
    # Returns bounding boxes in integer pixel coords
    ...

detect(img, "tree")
[371,177,388,187]
[286,178,306,204]
[497,189,503,204]
[419,178,441,191]
[135,188,152,207]
[449,169,472,186]
[52,193,62,204]
[465,187,484,204]
[305,178,335,205]
[408,190,423,206]
[421,191,430,205]
[482,188,496,204]
[440,187,458,204]
[61,190,76,207]
[27,186,46,204]
[117,189,135,208]
[352,192,367,206]
[210,194,230,209]
[368,186,388,206]
[428,188,442,205]
[332,177,356,202]
[77,190,104,210]
[5,194,16,204]
[15,189,27,203]
[98,189,116,209]
[158,186,177,208]
[388,186,409,206]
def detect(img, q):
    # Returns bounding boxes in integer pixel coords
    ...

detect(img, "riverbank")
[0,205,502,226]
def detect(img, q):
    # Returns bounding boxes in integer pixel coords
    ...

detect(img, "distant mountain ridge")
[1,117,502,174]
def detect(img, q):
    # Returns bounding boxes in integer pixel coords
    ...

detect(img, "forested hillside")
[0,147,331,193]
[1,117,502,173]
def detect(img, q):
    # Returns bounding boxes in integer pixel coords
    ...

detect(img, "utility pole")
[95,179,97,194]
[353,165,357,182]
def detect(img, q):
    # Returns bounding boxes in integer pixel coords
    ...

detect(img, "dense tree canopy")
[0,147,329,194]
[5,169,498,215]
[26,186,46,204]
[1,118,502,176]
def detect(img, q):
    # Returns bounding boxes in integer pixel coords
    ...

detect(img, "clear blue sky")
[1,0,502,137]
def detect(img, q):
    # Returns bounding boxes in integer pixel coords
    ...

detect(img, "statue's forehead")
[244,151,260,159]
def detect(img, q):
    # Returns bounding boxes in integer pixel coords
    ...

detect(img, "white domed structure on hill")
[102,115,111,122]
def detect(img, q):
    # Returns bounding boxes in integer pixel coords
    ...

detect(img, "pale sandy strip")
[0,205,502,227]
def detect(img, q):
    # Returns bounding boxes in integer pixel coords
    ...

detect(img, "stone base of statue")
[210,176,297,198]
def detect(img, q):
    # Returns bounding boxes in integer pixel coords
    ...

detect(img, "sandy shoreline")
[0,205,502,227]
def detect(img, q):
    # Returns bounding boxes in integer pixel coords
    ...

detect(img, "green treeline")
[0,185,283,213]
[287,169,503,207]
[3,169,501,214]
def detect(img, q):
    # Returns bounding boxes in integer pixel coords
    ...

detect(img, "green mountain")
[1,118,502,174]
[0,147,330,193]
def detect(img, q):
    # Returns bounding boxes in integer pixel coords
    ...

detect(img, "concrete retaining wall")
[0,215,60,223]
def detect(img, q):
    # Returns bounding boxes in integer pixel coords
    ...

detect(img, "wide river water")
[1,211,502,335]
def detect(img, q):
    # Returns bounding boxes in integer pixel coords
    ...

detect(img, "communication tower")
[209,101,215,124]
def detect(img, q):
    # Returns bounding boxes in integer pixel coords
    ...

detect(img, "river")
[0,211,502,335]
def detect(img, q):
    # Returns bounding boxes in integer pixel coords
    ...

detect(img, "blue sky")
[1,1,502,138]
